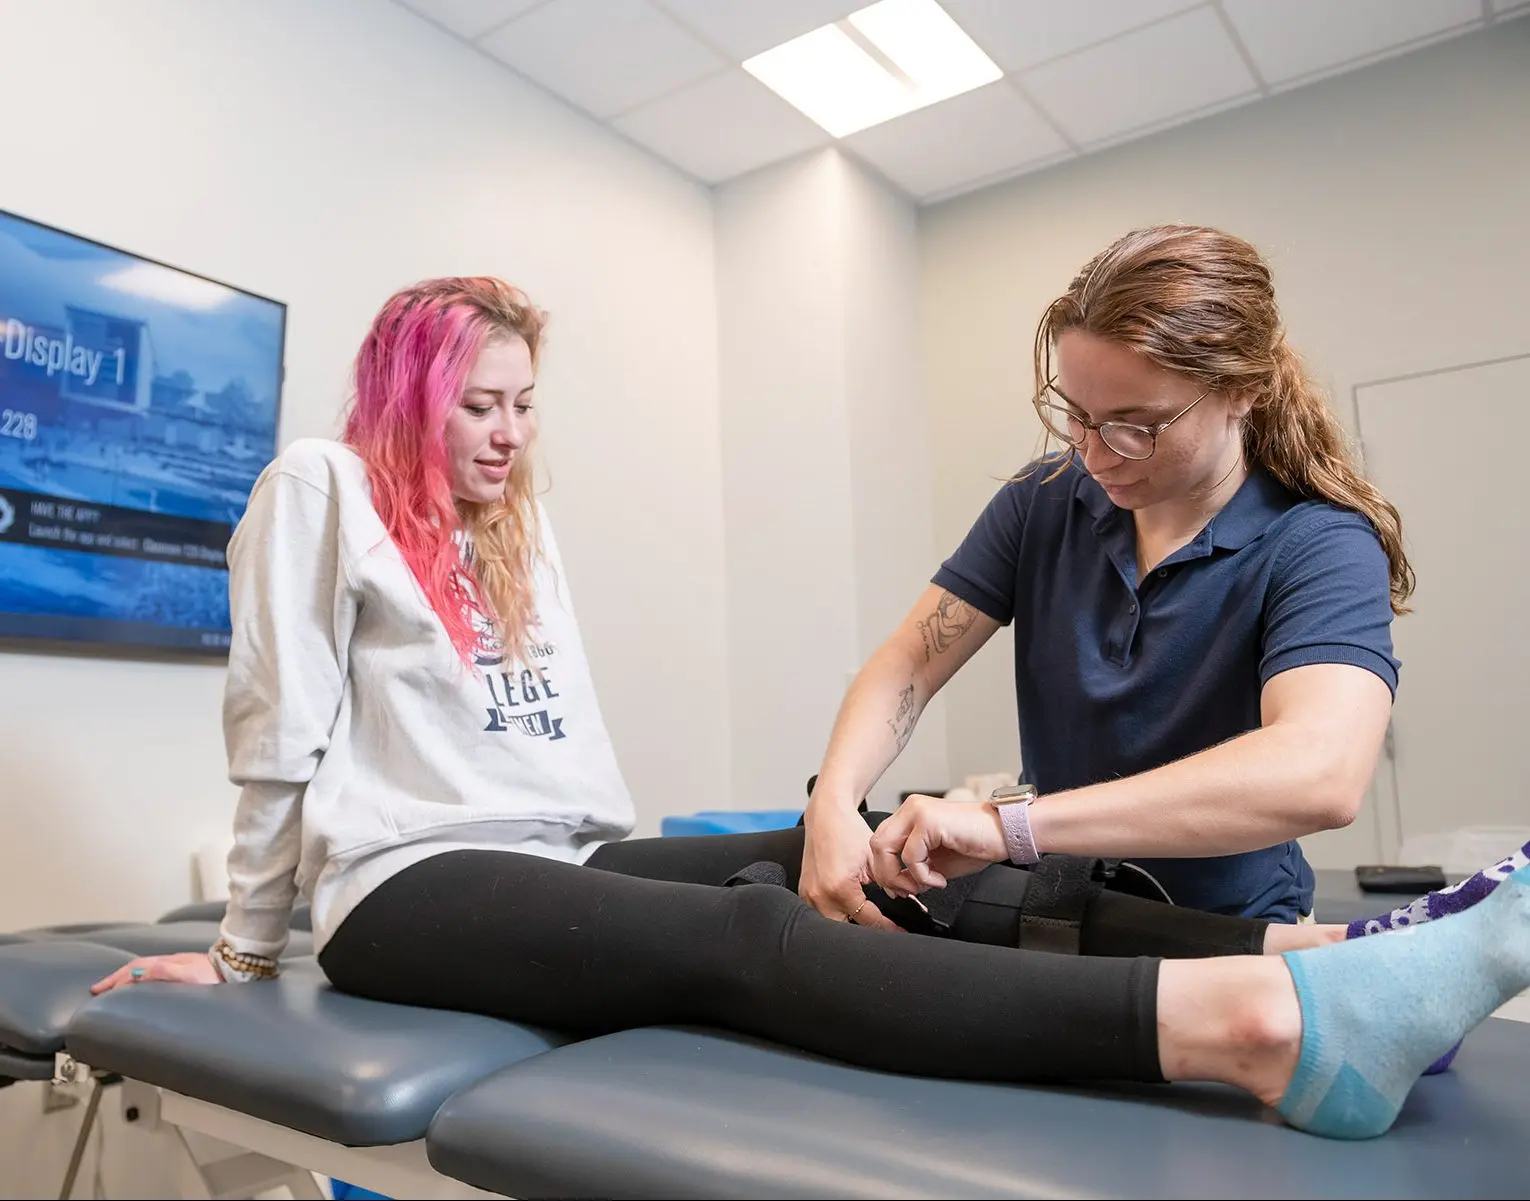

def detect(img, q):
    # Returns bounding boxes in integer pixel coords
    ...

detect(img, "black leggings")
[318,825,1266,1084]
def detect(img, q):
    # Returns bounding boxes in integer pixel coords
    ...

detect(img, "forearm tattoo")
[888,683,916,752]
[917,591,978,662]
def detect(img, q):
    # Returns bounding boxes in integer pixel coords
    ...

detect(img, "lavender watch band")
[995,797,1040,865]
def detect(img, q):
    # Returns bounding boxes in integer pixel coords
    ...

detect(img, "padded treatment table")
[66,956,567,1147]
[34,919,311,959]
[1312,868,1387,926]
[0,940,134,1080]
[0,923,310,1083]
[1,936,564,1196]
[427,1018,1530,1201]
[3,879,1519,1199]
[60,955,573,1199]
[15,921,139,938]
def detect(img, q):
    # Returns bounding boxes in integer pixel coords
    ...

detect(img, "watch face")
[990,784,1036,802]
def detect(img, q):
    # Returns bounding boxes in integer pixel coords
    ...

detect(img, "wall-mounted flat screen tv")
[0,209,285,658]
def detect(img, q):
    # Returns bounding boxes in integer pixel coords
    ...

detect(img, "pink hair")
[343,278,545,661]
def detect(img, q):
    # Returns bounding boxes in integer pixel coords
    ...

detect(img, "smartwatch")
[987,783,1040,865]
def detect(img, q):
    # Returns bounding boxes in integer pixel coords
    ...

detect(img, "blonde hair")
[1033,224,1414,614]
[461,381,545,666]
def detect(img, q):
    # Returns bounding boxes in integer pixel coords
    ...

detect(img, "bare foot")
[1158,957,1304,1107]
[1262,922,1345,954]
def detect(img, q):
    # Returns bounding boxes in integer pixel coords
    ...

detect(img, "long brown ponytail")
[1034,224,1414,614]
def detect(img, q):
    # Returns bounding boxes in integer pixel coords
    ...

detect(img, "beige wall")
[714,149,950,813]
[0,0,729,933]
[916,21,1530,866]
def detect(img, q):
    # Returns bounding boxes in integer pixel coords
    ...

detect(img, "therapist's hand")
[869,794,1007,895]
[800,801,903,931]
[91,952,222,994]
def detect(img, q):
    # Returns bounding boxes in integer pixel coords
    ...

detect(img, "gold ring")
[846,898,871,923]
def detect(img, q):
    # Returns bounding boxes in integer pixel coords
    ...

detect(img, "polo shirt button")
[1157,568,1167,577]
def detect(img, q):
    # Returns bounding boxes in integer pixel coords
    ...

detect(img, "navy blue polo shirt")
[933,457,1398,922]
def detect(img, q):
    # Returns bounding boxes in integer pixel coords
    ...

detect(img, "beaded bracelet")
[208,938,280,983]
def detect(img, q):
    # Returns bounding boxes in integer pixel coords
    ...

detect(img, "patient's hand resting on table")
[91,951,221,994]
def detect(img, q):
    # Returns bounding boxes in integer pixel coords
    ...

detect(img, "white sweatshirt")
[217,438,635,960]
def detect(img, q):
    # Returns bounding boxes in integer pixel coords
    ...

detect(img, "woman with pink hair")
[90,274,1530,1142]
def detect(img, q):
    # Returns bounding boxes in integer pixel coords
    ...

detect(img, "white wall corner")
[713,149,952,815]
[713,151,859,812]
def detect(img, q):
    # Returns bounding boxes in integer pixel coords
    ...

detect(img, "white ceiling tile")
[844,80,1070,199]
[613,69,831,183]
[1223,0,1482,85]
[1023,6,1257,145]
[653,0,866,60]
[1078,90,1262,155]
[941,0,1197,70]
[478,0,726,120]
[397,0,545,39]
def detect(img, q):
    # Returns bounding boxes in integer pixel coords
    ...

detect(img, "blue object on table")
[331,1183,390,1200]
[660,810,803,837]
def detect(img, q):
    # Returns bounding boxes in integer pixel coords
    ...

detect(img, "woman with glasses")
[801,223,1410,932]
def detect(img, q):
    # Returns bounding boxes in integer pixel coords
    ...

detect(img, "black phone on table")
[1354,864,1447,893]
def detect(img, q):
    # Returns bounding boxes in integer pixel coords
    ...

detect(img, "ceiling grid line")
[1003,76,1081,153]
[1211,0,1271,95]
[643,0,753,68]
[607,62,734,123]
[473,0,553,46]
[1262,20,1493,100]
[996,1,1212,73]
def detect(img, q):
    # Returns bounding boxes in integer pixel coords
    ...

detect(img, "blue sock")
[1277,862,1530,1139]
[1346,839,1530,1076]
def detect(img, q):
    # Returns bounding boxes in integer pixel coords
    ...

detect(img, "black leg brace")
[921,856,1176,955]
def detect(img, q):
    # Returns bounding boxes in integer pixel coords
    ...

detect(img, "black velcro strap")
[915,871,983,932]
[1017,855,1106,955]
[722,861,788,889]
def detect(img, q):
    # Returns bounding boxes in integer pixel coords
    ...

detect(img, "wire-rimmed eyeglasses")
[1036,381,1209,461]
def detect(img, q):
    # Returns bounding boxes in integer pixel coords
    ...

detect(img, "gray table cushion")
[66,958,568,1147]
[155,900,230,925]
[154,901,314,933]
[0,941,133,1054]
[16,921,138,938]
[43,921,312,959]
[0,1045,55,1081]
[428,1018,1530,1200]
[1311,869,1371,925]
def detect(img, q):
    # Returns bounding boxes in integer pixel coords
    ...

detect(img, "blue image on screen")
[0,210,286,656]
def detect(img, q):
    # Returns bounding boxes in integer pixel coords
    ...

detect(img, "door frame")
[1351,351,1530,862]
